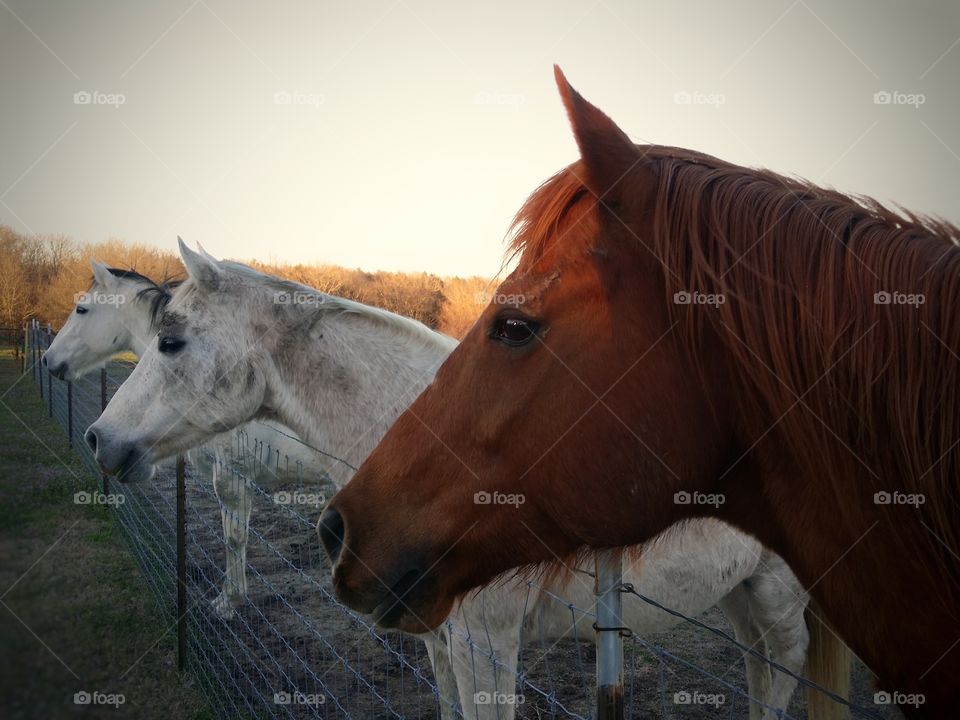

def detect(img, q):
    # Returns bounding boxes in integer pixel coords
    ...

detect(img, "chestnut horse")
[321,67,960,717]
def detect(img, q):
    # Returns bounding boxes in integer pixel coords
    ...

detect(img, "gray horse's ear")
[178,237,221,291]
[90,259,114,288]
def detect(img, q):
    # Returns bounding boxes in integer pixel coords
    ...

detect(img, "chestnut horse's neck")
[638,152,960,708]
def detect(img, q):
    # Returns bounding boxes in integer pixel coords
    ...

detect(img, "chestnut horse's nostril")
[319,507,345,563]
[85,428,98,455]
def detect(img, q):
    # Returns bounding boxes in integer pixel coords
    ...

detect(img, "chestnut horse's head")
[320,68,739,632]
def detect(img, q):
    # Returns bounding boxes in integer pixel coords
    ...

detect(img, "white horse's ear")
[90,259,114,288]
[196,242,218,262]
[178,237,221,291]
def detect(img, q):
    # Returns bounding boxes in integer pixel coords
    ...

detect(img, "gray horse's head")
[85,240,274,482]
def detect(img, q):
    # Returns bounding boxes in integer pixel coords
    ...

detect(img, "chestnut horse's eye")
[158,336,186,354]
[491,317,540,347]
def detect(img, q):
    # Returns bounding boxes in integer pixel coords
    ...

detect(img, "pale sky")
[1,0,958,279]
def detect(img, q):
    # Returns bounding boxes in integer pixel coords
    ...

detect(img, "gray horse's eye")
[75,306,88,315]
[158,336,186,354]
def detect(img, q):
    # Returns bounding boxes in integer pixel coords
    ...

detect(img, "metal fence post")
[32,321,39,385]
[176,454,187,672]
[596,550,625,720]
[37,324,43,399]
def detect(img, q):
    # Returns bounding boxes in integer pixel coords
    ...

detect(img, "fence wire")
[18,321,886,720]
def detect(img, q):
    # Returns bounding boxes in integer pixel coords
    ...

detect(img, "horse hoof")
[211,592,237,620]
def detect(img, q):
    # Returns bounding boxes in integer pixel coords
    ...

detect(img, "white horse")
[42,260,316,618]
[85,241,849,720]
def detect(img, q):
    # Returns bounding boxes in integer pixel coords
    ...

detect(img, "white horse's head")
[43,260,174,380]
[85,240,276,482]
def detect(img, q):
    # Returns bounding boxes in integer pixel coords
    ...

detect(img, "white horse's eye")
[158,336,186,354]
[76,306,89,315]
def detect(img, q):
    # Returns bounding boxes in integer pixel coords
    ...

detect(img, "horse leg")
[745,554,809,719]
[422,627,462,720]
[717,582,773,720]
[448,590,526,720]
[211,450,252,619]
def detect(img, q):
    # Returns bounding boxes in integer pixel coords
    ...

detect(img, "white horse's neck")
[257,295,456,486]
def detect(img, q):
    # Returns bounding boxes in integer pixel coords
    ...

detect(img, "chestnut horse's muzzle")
[319,505,437,630]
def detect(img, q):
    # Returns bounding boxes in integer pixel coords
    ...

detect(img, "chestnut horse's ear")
[553,66,649,203]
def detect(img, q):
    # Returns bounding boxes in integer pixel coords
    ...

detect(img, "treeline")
[0,226,492,339]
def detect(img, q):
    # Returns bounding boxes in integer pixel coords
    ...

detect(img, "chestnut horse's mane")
[509,146,960,605]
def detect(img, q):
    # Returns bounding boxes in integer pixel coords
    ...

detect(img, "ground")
[0,352,211,720]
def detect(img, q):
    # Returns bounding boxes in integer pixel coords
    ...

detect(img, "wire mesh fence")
[19,320,893,720]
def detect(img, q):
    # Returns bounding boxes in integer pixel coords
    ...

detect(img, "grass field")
[0,356,211,719]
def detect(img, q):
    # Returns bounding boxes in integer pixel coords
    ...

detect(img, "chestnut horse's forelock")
[508,146,960,609]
